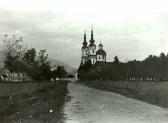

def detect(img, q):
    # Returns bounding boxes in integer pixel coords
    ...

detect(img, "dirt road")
[64,83,168,123]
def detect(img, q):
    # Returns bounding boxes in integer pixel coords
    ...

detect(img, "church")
[81,28,107,65]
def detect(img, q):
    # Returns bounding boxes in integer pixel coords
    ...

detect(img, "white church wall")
[82,49,87,57]
[91,58,96,64]
[97,55,106,62]
[89,47,96,56]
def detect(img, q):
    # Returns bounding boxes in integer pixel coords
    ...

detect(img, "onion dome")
[97,41,106,55]
[89,27,95,47]
[96,49,106,55]
[82,32,88,49]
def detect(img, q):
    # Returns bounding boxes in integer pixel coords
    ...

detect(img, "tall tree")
[23,48,36,64]
[114,56,119,64]
[56,65,67,79]
[2,35,26,102]
[36,49,51,81]
[2,35,26,73]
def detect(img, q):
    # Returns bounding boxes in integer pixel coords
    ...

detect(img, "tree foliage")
[2,35,53,81]
[114,56,119,64]
[78,53,168,81]
[50,65,67,81]
[23,49,51,81]
[3,35,26,73]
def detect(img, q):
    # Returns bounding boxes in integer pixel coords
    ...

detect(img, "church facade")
[81,29,106,65]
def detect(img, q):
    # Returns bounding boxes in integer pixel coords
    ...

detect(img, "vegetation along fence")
[82,81,168,108]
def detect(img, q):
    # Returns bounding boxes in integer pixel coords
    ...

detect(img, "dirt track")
[64,83,168,123]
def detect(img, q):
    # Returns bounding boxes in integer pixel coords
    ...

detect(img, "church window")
[99,56,100,59]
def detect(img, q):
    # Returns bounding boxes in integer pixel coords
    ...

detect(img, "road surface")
[64,83,168,123]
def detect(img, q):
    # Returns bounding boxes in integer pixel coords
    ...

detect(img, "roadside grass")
[0,81,68,123]
[80,81,168,108]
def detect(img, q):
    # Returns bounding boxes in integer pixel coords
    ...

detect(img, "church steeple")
[89,25,95,46]
[82,31,87,48]
[99,40,103,49]
[91,26,94,40]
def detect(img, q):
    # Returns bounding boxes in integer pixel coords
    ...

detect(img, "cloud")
[0,0,168,68]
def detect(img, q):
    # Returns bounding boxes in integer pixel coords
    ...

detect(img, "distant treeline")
[78,53,168,81]
[1,35,68,81]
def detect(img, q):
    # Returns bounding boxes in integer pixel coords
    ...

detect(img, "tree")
[37,49,48,65]
[35,49,51,81]
[2,35,26,102]
[3,35,26,73]
[114,56,119,64]
[67,74,74,78]
[51,68,58,81]
[56,66,67,79]
[22,48,37,78]
[23,48,36,64]
[160,52,166,59]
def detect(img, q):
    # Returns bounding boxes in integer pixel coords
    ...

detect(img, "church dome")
[96,49,106,55]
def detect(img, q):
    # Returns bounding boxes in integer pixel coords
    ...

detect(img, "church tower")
[96,41,106,62]
[81,32,88,65]
[88,27,97,64]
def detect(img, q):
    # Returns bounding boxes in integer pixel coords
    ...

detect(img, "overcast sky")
[0,0,168,68]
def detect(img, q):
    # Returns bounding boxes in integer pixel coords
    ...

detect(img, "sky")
[0,0,168,68]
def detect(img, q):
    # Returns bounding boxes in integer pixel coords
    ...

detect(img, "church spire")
[91,25,94,40]
[99,39,103,49]
[89,25,95,45]
[82,30,87,48]
[84,30,86,41]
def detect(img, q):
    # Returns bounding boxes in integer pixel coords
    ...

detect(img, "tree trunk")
[10,73,13,102]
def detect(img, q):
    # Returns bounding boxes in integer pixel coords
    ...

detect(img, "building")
[81,28,106,65]
[8,72,31,82]
[0,69,31,82]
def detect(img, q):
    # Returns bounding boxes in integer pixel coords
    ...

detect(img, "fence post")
[136,80,138,91]
[125,71,129,89]
[10,82,13,102]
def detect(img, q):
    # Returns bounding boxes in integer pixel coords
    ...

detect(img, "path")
[64,83,168,123]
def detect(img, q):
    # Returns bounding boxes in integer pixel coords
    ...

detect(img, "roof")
[96,49,106,55]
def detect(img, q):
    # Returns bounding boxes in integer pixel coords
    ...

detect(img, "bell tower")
[81,31,88,65]
[88,26,97,64]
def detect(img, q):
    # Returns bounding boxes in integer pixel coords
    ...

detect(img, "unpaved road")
[64,83,168,123]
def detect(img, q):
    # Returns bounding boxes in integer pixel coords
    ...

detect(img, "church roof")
[96,49,106,55]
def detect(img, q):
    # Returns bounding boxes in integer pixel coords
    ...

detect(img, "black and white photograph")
[0,0,168,122]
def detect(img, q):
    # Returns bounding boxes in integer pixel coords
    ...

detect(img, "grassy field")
[82,81,168,108]
[0,82,45,97]
[0,81,68,123]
